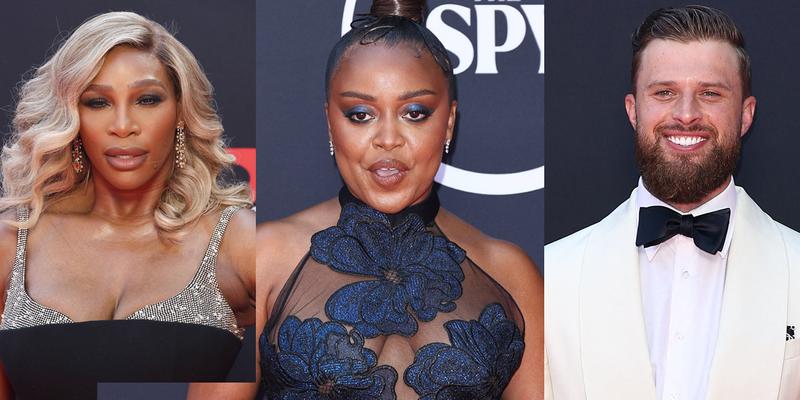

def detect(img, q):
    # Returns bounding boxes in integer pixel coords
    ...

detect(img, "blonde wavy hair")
[0,11,252,239]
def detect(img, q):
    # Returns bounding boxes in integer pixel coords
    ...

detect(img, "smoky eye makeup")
[137,94,164,106]
[80,96,110,109]
[79,91,166,109]
[402,103,433,122]
[343,105,374,123]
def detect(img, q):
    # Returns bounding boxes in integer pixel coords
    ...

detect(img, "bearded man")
[545,6,800,400]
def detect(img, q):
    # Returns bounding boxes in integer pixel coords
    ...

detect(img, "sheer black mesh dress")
[0,206,245,400]
[261,188,525,399]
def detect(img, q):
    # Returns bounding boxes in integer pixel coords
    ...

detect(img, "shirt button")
[676,332,684,340]
[681,270,690,279]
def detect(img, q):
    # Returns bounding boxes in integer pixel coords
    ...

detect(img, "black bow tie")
[635,206,731,255]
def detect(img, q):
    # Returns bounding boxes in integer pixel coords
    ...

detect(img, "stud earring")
[175,121,187,169]
[444,139,451,154]
[329,139,335,156]
[72,137,84,174]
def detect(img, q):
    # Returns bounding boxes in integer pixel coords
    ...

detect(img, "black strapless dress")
[0,206,245,400]
[260,189,526,399]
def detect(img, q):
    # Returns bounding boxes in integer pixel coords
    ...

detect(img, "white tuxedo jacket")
[545,187,800,400]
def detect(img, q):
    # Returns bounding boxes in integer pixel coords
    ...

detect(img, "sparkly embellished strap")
[1,208,73,330]
[197,206,240,279]
[0,208,29,329]
[13,207,29,283]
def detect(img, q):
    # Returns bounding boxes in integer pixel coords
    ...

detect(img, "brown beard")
[635,122,740,205]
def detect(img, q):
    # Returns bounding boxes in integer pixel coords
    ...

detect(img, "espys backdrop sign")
[258,0,545,265]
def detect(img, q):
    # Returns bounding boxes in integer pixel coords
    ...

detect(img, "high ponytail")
[370,0,426,22]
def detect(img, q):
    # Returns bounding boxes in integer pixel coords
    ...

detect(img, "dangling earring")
[175,121,187,169]
[444,138,451,154]
[329,139,335,156]
[72,137,84,174]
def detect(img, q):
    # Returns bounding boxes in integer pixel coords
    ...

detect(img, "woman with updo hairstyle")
[251,0,543,398]
[0,11,255,399]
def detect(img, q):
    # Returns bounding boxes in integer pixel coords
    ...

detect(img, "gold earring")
[329,139,335,156]
[175,122,187,169]
[444,139,451,154]
[72,137,84,174]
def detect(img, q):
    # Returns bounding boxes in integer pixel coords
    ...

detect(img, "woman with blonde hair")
[0,11,254,399]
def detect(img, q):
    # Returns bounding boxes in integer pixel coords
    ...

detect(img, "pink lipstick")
[368,159,409,188]
[104,147,148,171]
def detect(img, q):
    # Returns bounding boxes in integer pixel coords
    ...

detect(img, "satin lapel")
[580,193,657,400]
[706,188,788,399]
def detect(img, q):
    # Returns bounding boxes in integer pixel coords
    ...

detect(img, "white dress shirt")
[635,177,737,400]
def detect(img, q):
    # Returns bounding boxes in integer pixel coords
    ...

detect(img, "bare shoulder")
[217,206,256,258]
[257,199,340,313]
[0,209,18,258]
[258,198,339,276]
[227,206,257,233]
[217,206,256,284]
[436,208,542,299]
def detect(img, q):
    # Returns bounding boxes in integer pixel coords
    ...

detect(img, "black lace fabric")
[261,189,525,399]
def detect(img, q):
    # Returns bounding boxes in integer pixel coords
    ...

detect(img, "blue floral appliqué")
[404,303,525,400]
[260,315,397,399]
[311,203,466,338]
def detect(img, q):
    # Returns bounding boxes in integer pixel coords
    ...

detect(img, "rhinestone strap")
[0,208,72,330]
